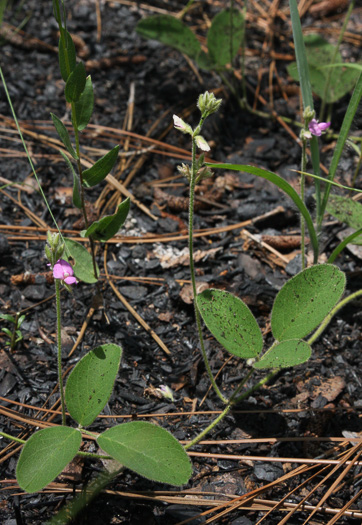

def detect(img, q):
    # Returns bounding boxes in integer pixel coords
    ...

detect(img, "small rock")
[22,284,47,301]
[0,234,10,255]
[120,285,148,301]
[254,461,284,482]
[285,253,302,275]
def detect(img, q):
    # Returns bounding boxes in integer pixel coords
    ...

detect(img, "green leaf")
[271,264,346,341]
[83,198,130,242]
[59,150,82,209]
[58,30,76,82]
[16,426,81,492]
[326,195,362,231]
[197,289,263,359]
[83,145,119,187]
[289,1,321,217]
[207,8,244,68]
[136,15,202,62]
[206,162,319,263]
[253,339,311,369]
[51,113,78,160]
[17,315,26,327]
[74,75,94,131]
[289,0,313,109]
[63,238,99,283]
[319,73,362,226]
[66,344,122,427]
[0,314,16,323]
[97,421,192,486]
[64,61,86,103]
[2,328,12,338]
[287,35,360,104]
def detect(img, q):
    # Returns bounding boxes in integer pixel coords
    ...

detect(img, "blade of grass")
[206,162,319,263]
[289,0,321,224]
[319,72,362,229]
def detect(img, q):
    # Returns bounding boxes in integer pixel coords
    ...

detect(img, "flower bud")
[302,106,315,122]
[197,91,222,116]
[173,114,193,135]
[177,163,191,182]
[194,134,210,151]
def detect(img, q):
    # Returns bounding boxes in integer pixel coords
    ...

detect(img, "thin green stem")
[229,367,255,402]
[184,403,232,450]
[55,280,66,425]
[0,431,26,444]
[231,369,278,405]
[185,367,279,449]
[188,136,228,405]
[71,104,98,281]
[308,289,362,346]
[319,0,355,122]
[300,138,307,269]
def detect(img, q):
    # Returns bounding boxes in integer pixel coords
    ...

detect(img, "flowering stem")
[55,279,67,425]
[184,403,232,450]
[300,138,307,269]
[189,126,228,405]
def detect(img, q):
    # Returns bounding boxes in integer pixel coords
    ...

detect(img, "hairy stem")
[55,280,66,425]
[300,138,307,269]
[189,136,228,405]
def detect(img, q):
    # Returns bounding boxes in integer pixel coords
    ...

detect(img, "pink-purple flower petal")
[308,118,330,137]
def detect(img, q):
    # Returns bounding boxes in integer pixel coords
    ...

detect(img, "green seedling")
[0,312,25,352]
[51,0,130,282]
[136,7,244,72]
[173,91,362,449]
[7,233,191,493]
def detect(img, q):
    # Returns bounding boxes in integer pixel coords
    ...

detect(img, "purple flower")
[308,119,330,137]
[53,259,77,285]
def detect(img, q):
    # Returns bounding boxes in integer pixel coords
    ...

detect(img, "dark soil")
[0,1,361,524]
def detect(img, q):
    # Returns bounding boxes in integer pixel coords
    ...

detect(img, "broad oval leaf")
[287,34,360,104]
[207,8,244,68]
[51,113,78,160]
[66,344,122,427]
[136,15,202,61]
[83,145,119,187]
[83,198,130,242]
[59,150,82,209]
[253,339,311,370]
[16,426,81,492]
[97,421,192,486]
[197,289,263,359]
[63,238,99,283]
[65,61,86,102]
[58,30,76,82]
[206,163,319,263]
[271,264,346,341]
[74,75,94,131]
